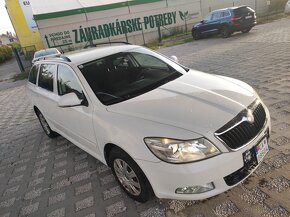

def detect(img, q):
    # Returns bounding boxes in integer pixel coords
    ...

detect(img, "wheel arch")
[220,23,230,31]
[104,143,118,167]
[104,143,139,168]
[104,142,155,199]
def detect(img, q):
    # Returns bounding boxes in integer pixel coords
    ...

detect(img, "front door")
[55,63,100,158]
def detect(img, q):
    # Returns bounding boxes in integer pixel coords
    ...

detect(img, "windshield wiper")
[96,92,124,100]
[96,92,126,106]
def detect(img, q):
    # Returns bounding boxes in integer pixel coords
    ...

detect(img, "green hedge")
[0,45,13,63]
[11,42,21,51]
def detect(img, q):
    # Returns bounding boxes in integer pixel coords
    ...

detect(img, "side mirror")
[201,20,205,23]
[58,92,82,107]
[170,55,179,63]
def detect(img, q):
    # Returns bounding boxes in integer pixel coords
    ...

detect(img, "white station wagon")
[26,44,271,202]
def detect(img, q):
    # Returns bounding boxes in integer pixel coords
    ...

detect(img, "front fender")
[93,109,202,164]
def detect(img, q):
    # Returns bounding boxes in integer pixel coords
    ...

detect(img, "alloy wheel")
[113,159,141,196]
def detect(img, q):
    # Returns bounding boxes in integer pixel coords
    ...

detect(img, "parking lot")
[0,17,290,217]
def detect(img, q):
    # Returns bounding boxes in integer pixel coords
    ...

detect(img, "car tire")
[221,27,231,38]
[192,30,201,40]
[241,28,252,33]
[36,110,58,138]
[109,147,153,202]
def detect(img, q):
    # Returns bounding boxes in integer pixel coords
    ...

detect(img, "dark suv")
[192,6,257,39]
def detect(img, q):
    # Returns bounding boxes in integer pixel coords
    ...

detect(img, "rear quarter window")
[234,7,254,16]
[28,65,39,84]
[38,64,57,92]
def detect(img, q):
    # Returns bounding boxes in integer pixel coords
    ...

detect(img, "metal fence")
[46,0,288,53]
[201,0,288,17]
[21,45,36,69]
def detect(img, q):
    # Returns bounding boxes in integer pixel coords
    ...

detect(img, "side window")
[38,64,56,92]
[221,10,230,18]
[211,12,221,20]
[28,65,39,84]
[57,65,83,99]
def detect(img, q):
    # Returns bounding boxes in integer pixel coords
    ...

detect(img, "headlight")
[144,137,220,163]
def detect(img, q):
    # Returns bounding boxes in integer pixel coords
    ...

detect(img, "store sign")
[19,0,38,31]
[44,11,178,48]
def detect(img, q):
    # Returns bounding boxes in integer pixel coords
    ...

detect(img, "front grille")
[215,101,266,150]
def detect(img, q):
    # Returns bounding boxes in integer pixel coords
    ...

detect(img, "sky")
[0,0,15,35]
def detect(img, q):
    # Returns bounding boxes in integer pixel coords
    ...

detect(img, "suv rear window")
[233,7,254,16]
[38,64,56,92]
[28,65,39,84]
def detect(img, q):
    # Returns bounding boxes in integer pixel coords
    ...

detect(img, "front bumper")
[136,111,271,200]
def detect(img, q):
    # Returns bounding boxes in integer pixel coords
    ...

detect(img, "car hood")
[193,22,202,28]
[107,70,256,135]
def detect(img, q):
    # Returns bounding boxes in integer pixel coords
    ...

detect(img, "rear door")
[27,64,40,106]
[36,63,58,129]
[55,63,100,158]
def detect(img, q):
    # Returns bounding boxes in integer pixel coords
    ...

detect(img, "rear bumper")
[230,21,257,31]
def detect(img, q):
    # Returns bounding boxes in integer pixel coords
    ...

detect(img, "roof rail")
[39,55,71,62]
[84,41,131,49]
[59,55,71,62]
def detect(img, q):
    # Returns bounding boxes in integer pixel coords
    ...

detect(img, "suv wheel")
[221,27,231,38]
[241,27,252,33]
[192,30,201,40]
[109,147,153,202]
[36,110,58,138]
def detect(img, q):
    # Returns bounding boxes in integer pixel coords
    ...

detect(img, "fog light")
[175,182,215,194]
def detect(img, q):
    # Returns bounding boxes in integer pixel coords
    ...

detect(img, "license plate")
[255,137,269,163]
[245,15,252,19]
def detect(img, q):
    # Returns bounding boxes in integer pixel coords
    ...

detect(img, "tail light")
[230,17,240,21]
[230,17,241,26]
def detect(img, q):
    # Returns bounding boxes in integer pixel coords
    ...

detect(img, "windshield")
[78,48,185,105]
